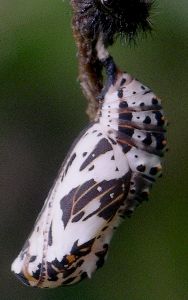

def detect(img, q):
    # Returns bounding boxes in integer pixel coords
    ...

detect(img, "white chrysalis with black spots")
[11,62,167,288]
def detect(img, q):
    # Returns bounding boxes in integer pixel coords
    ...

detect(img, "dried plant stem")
[71,1,103,121]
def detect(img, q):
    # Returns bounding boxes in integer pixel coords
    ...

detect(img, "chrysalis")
[11,51,167,287]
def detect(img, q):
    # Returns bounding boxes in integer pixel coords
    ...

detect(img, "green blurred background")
[1,0,188,299]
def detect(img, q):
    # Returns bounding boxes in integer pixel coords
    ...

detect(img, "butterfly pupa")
[11,55,167,288]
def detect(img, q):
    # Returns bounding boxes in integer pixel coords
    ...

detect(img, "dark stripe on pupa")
[48,223,53,246]
[79,138,113,171]
[60,187,78,228]
[73,178,119,215]
[64,153,76,176]
[82,173,131,222]
[70,238,95,257]
[72,211,85,223]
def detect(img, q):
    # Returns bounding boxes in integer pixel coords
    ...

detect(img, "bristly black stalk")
[75,0,153,46]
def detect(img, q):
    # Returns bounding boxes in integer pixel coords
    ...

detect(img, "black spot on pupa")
[141,85,146,90]
[92,130,97,133]
[137,165,146,172]
[140,102,145,106]
[143,133,152,145]
[88,165,94,171]
[120,78,126,86]
[143,116,151,124]
[153,111,165,126]
[97,133,102,137]
[119,101,128,109]
[115,167,119,171]
[133,91,136,94]
[118,89,123,98]
[82,152,87,157]
[29,256,37,263]
[149,167,159,176]
[152,98,159,105]
[111,155,115,160]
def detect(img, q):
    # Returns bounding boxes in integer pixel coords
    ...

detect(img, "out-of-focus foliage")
[1,1,188,299]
